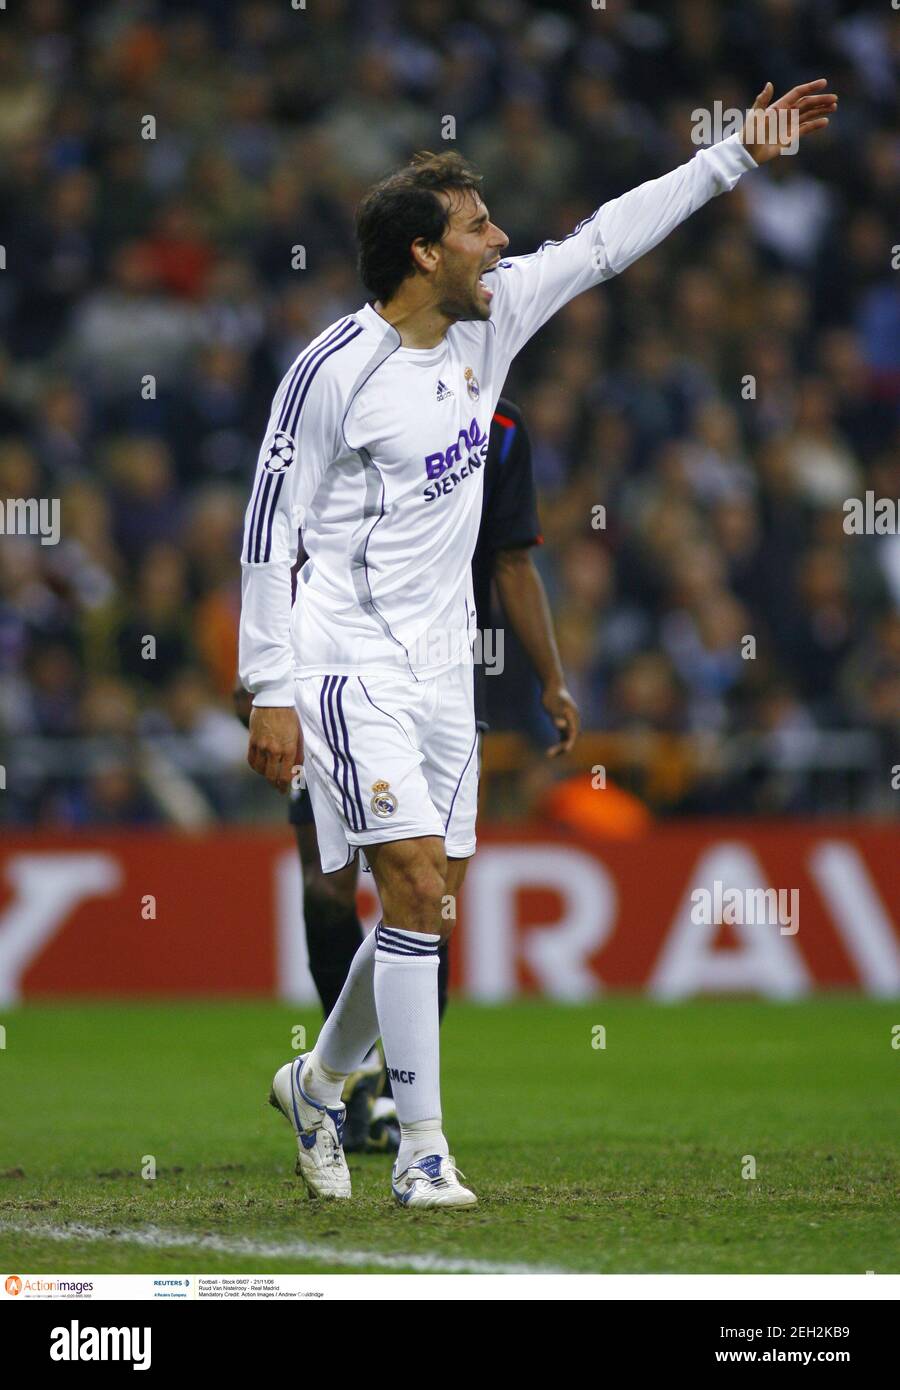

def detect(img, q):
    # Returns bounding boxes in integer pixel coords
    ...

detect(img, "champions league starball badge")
[263,430,296,472]
[370,779,398,817]
[464,367,480,401]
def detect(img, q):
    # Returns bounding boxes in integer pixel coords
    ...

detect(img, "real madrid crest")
[370,779,398,817]
[464,367,480,401]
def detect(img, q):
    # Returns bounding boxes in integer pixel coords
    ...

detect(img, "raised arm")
[488,79,837,362]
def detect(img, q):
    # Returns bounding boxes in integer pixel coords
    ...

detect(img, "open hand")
[741,79,837,164]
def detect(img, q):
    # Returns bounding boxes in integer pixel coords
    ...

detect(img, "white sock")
[398,1119,448,1170]
[304,928,379,1106]
[373,923,447,1167]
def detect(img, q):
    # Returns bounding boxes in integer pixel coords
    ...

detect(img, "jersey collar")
[356,301,402,346]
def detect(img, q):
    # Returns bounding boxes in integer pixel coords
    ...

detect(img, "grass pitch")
[0,999,897,1274]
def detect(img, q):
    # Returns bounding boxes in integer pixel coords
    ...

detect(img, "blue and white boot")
[391,1153,477,1209]
[269,1055,351,1199]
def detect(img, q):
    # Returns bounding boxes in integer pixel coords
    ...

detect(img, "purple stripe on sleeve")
[284,325,363,438]
[277,318,352,433]
[262,473,285,562]
[252,472,274,562]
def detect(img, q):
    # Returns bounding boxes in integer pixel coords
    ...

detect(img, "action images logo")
[5,1276,93,1295]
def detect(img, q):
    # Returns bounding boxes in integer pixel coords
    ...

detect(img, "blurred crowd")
[0,0,898,825]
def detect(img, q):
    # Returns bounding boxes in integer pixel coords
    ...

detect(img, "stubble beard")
[435,267,491,325]
[437,295,490,324]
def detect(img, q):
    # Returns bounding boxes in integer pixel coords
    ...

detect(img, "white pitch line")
[0,1220,568,1276]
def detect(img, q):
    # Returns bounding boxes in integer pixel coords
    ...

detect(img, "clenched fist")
[247,705,303,794]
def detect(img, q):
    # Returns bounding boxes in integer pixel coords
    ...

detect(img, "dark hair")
[356,150,483,304]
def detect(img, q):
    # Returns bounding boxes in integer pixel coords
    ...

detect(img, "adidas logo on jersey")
[435,378,454,401]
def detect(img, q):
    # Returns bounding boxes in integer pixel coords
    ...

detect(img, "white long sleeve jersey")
[240,134,756,705]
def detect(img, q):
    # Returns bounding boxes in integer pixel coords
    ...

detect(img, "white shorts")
[295,665,479,873]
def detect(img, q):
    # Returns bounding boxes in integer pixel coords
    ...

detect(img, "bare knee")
[394,843,447,934]
[368,838,449,938]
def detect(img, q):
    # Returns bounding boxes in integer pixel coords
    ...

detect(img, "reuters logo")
[5,1276,22,1295]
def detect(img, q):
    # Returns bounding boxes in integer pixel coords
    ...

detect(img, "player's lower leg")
[298,832,453,1155]
[269,913,382,1194]
[297,832,396,1150]
[381,940,449,1108]
[366,839,476,1209]
[302,927,381,1106]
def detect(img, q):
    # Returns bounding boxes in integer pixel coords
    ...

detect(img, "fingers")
[544,714,567,757]
[798,94,836,138]
[566,708,582,751]
[747,80,836,151]
[758,78,836,144]
[247,737,297,792]
[798,109,834,129]
[797,105,836,124]
[247,739,271,782]
[752,81,774,110]
[778,77,829,106]
[545,709,579,757]
[558,715,577,755]
[247,707,302,793]
[778,87,834,117]
[797,100,838,127]
[798,92,837,112]
[270,750,294,794]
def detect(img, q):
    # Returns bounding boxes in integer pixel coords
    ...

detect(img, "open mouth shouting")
[478,259,500,303]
